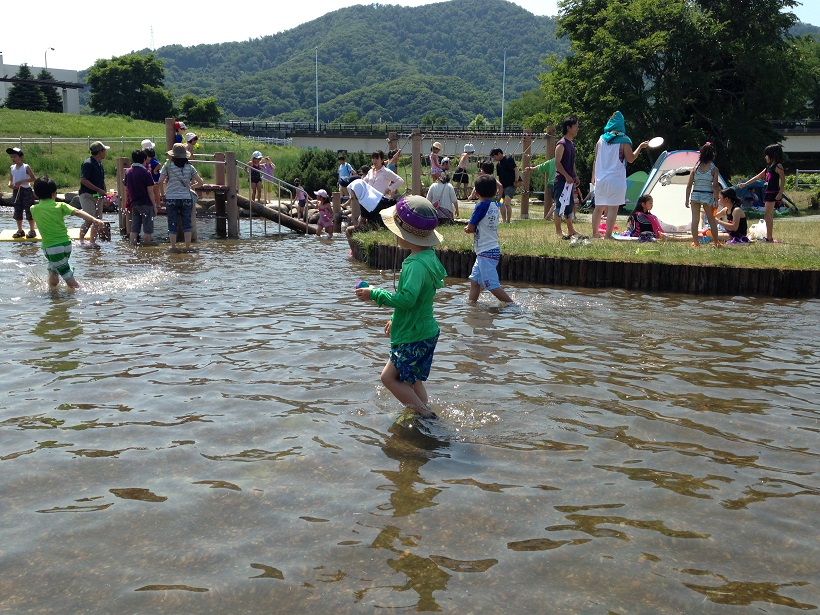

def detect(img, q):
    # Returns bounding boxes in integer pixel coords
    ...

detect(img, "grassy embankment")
[0,109,301,191]
[355,207,820,271]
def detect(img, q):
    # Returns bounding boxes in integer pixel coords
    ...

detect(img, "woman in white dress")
[591,111,648,239]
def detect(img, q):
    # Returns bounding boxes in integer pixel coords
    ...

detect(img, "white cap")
[252,150,263,159]
[185,132,197,142]
[141,139,155,150]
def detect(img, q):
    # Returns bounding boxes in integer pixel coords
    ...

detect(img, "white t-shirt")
[426,181,457,215]
[349,179,384,212]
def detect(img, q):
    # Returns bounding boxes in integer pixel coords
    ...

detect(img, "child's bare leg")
[381,361,434,417]
[690,203,701,242]
[490,287,514,304]
[48,272,60,287]
[553,215,563,236]
[66,277,79,289]
[412,380,428,405]
[764,201,775,241]
[468,280,481,303]
[705,208,721,246]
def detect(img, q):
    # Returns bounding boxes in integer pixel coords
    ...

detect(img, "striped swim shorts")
[42,241,74,281]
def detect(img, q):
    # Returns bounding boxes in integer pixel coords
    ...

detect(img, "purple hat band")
[394,197,438,235]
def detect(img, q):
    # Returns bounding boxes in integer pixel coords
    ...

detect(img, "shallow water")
[1,216,818,614]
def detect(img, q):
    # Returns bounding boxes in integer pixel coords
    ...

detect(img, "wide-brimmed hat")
[167,143,190,158]
[141,139,155,150]
[381,195,442,247]
[90,141,110,154]
[432,141,442,150]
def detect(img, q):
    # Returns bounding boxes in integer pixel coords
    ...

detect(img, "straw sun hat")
[380,195,442,247]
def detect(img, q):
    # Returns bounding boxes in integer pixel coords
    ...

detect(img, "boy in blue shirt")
[465,175,514,305]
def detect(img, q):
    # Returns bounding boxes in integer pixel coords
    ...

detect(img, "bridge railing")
[226,120,535,136]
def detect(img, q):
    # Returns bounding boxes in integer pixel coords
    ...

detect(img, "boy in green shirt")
[30,176,106,289]
[354,195,447,419]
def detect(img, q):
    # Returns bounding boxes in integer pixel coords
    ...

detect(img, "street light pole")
[315,48,319,127]
[501,48,507,133]
[44,47,54,70]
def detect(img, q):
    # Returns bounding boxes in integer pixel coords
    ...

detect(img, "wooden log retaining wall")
[351,243,820,299]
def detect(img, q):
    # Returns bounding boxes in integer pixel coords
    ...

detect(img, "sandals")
[12,230,25,239]
[26,230,37,239]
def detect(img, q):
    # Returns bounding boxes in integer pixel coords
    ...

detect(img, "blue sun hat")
[601,111,632,145]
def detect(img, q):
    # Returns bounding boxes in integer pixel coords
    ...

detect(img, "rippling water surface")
[1,218,818,614]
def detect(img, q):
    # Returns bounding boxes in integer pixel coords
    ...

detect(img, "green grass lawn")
[355,213,820,271]
[0,109,301,191]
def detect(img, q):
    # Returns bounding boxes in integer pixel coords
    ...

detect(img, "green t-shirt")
[30,199,76,248]
[534,158,556,187]
[369,248,447,345]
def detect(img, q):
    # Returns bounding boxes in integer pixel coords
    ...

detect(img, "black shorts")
[453,169,469,183]
[12,188,35,221]
[360,197,396,227]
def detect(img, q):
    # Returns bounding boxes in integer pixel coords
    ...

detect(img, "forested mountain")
[149,0,566,123]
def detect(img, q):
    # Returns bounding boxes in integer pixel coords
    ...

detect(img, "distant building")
[0,53,82,114]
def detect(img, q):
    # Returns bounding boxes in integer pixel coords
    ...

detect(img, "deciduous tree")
[87,53,174,121]
[542,0,800,176]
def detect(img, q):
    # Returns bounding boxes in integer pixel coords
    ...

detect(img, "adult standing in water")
[160,143,203,252]
[591,111,648,239]
[77,141,109,248]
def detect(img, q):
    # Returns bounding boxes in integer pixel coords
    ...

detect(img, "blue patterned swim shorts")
[389,332,439,384]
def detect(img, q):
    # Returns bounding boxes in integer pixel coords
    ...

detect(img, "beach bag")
[749,220,767,240]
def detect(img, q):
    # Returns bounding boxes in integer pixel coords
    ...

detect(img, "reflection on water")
[0,221,817,613]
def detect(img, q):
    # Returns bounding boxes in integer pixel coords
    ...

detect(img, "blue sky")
[1,0,817,72]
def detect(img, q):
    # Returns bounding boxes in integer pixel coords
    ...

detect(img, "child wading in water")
[29,176,105,289]
[465,175,514,305]
[739,144,785,243]
[314,189,334,238]
[354,196,446,419]
[6,147,38,238]
[685,142,722,247]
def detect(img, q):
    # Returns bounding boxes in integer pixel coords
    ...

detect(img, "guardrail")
[795,169,820,188]
[0,135,274,154]
[226,120,538,137]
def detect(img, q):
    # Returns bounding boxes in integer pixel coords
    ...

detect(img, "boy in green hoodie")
[30,176,106,289]
[354,195,446,419]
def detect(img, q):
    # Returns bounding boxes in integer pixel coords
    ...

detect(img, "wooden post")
[116,157,130,236]
[520,130,533,219]
[411,129,422,196]
[544,125,557,219]
[332,191,342,233]
[226,151,239,238]
[388,131,398,157]
[165,118,175,154]
[214,153,226,236]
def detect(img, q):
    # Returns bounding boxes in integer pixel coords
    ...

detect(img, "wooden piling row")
[351,242,820,298]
